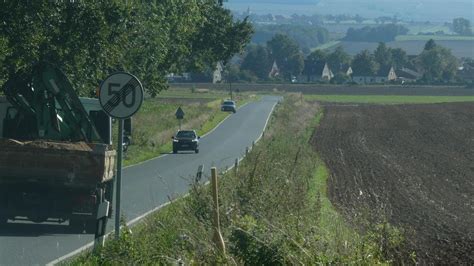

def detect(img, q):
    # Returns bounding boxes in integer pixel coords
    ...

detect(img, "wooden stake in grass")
[211,167,226,254]
[234,158,239,176]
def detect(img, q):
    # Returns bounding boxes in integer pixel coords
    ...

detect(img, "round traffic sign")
[99,72,144,119]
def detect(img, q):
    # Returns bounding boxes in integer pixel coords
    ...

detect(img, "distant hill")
[226,0,473,23]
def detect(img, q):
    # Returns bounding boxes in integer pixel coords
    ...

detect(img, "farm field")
[304,95,474,104]
[312,103,474,264]
[395,35,474,41]
[333,40,474,58]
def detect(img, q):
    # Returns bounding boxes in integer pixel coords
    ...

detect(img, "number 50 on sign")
[99,72,144,119]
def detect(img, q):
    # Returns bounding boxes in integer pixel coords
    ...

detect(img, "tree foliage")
[303,49,327,80]
[417,40,458,82]
[424,39,437,51]
[252,24,329,51]
[344,24,409,42]
[352,50,378,76]
[240,44,272,80]
[390,48,409,69]
[0,1,253,96]
[327,46,351,73]
[266,34,304,79]
[452,17,472,36]
[374,42,393,70]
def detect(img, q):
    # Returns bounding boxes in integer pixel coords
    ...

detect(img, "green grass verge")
[396,35,474,41]
[122,89,256,166]
[304,95,474,104]
[72,95,411,264]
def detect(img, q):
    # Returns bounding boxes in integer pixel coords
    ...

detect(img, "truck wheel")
[195,149,199,154]
[173,149,178,154]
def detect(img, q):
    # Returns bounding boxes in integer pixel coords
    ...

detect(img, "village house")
[268,61,280,78]
[165,73,191,83]
[458,63,474,83]
[212,61,224,84]
[353,66,397,84]
[396,67,422,83]
[302,62,334,82]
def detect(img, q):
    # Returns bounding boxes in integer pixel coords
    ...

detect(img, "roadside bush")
[229,215,284,265]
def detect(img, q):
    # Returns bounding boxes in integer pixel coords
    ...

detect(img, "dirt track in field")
[312,102,474,264]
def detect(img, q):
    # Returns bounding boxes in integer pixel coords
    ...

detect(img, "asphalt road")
[0,95,280,265]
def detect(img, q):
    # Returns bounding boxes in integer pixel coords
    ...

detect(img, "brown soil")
[312,102,474,264]
[0,139,101,151]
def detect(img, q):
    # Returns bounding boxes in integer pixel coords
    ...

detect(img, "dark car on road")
[172,130,200,153]
[221,100,236,113]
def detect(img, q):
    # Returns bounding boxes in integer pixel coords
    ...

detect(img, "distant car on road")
[172,130,200,154]
[221,100,236,113]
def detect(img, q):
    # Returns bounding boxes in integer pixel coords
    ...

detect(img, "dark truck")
[0,63,115,234]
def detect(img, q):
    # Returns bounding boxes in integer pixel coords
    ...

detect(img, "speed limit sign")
[99,72,144,119]
[98,72,144,240]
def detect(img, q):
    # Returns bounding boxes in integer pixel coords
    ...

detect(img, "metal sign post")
[115,119,124,239]
[175,107,185,130]
[99,72,143,240]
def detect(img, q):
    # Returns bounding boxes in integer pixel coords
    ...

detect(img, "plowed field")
[312,103,474,264]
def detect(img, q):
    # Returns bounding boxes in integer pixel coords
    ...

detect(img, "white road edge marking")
[123,102,251,169]
[46,99,278,266]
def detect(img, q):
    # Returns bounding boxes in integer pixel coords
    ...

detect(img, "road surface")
[0,96,280,265]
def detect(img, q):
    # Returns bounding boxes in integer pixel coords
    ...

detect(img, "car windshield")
[223,101,235,105]
[176,131,196,138]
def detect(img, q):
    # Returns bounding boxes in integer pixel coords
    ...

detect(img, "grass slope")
[304,95,474,104]
[72,94,410,264]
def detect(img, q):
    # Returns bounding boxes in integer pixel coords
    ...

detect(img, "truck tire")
[173,149,178,154]
[195,148,199,154]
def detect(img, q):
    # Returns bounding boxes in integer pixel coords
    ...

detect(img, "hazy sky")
[225,0,474,22]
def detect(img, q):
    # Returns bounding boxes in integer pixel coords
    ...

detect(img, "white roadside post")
[99,72,144,240]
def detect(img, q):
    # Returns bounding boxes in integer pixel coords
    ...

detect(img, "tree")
[354,14,364,24]
[374,42,393,69]
[417,45,458,82]
[327,46,351,73]
[0,1,253,96]
[252,24,329,52]
[453,18,472,36]
[303,49,327,81]
[352,50,378,76]
[344,24,409,42]
[240,45,271,80]
[391,48,409,69]
[424,39,437,50]
[189,4,253,73]
[267,34,304,80]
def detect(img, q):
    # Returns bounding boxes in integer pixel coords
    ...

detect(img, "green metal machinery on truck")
[0,62,115,234]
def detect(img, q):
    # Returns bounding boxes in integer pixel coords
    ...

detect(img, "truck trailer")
[0,62,116,234]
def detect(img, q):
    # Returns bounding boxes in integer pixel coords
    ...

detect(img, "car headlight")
[173,139,179,142]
